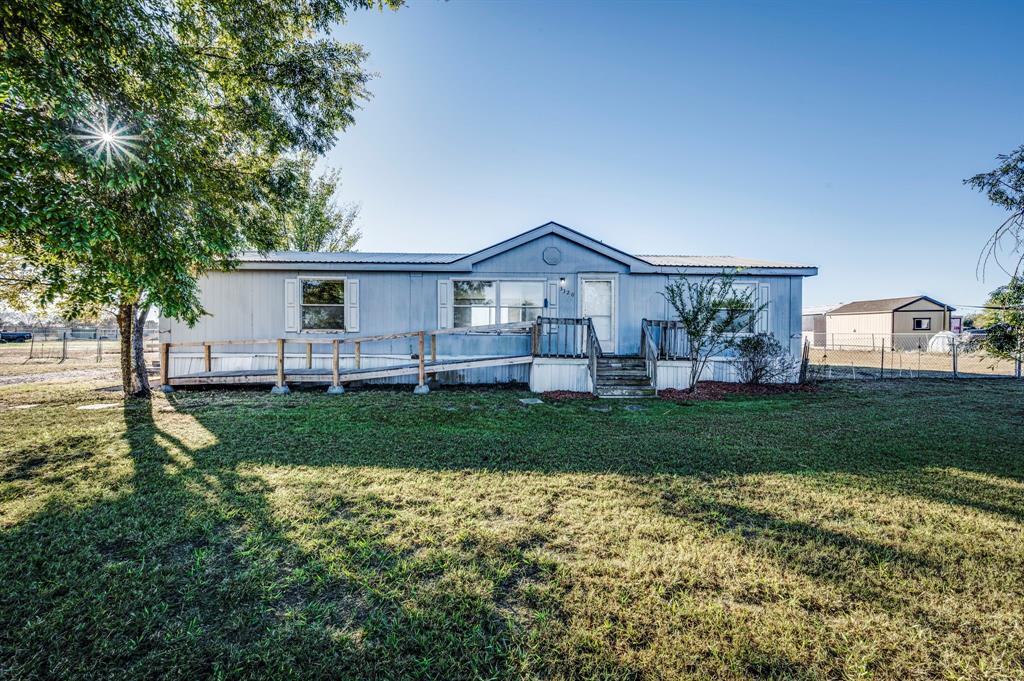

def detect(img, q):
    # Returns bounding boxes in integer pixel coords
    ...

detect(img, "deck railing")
[160,321,534,391]
[532,317,592,358]
[640,319,659,394]
[643,319,689,360]
[585,317,603,394]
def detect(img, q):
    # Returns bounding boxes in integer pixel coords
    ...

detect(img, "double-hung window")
[712,283,757,334]
[913,317,931,331]
[453,280,496,327]
[452,280,544,328]
[300,279,345,331]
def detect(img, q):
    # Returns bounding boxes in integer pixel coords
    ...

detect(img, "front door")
[580,276,616,354]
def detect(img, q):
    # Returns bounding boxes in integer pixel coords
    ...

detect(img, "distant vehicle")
[0,331,33,343]
[962,327,988,340]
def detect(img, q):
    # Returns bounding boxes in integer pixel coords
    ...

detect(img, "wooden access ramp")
[160,322,541,393]
[159,318,606,394]
[166,355,533,388]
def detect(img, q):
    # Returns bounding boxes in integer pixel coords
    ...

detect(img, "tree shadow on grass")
[0,398,601,680]
[3,381,1023,679]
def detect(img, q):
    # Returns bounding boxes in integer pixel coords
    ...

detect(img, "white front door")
[580,276,616,354]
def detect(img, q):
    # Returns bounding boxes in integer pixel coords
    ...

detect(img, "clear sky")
[326,0,1024,309]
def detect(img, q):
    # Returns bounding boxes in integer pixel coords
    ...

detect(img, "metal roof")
[236,250,814,271]
[234,251,464,264]
[828,296,954,315]
[636,255,814,269]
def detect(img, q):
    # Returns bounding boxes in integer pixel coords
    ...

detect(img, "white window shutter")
[757,283,770,333]
[346,279,360,332]
[437,279,452,328]
[547,281,558,318]
[284,278,299,332]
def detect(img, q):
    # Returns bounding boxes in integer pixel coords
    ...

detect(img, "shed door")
[580,276,616,354]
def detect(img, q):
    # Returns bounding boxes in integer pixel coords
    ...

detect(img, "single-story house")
[824,295,955,349]
[159,221,817,394]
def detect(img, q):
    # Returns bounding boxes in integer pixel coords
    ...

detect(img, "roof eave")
[654,266,818,276]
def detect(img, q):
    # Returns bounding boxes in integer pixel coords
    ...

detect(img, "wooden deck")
[160,318,605,392]
[166,355,534,387]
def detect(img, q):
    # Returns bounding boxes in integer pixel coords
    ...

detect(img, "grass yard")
[1,379,1023,679]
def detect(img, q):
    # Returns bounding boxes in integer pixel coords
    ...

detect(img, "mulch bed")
[659,382,817,402]
[542,383,817,403]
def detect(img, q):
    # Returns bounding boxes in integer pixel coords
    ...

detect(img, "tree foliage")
[0,0,401,394]
[965,145,1024,278]
[662,272,764,392]
[278,155,361,252]
[976,276,1024,363]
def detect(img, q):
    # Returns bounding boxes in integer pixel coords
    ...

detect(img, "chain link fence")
[804,332,1022,380]
[1,327,159,377]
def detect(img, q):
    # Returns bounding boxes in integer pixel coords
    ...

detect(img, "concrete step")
[596,386,657,398]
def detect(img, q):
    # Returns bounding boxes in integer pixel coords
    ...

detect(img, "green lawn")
[1,379,1023,680]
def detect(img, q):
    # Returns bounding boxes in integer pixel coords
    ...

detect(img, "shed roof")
[828,296,954,315]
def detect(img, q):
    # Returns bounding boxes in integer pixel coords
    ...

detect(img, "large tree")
[278,155,361,252]
[0,0,400,397]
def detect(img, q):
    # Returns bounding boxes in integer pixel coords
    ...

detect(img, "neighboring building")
[801,303,843,348]
[824,296,955,349]
[160,221,817,391]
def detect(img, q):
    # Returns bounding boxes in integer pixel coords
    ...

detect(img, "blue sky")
[327,0,1024,309]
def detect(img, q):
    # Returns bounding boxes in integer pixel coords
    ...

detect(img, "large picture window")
[499,281,544,323]
[301,279,345,330]
[452,280,544,328]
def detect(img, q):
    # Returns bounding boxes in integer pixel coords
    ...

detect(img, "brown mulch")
[659,382,818,402]
[543,383,817,403]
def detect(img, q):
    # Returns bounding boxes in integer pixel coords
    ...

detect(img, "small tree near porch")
[662,272,765,393]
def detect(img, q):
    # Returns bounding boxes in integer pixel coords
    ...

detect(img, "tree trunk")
[116,303,134,396]
[132,304,151,397]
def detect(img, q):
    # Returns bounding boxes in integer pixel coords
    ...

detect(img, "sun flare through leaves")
[70,107,145,166]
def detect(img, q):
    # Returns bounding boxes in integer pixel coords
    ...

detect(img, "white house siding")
[159,228,812,390]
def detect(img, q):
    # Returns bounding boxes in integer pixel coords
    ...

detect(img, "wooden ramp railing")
[161,321,536,394]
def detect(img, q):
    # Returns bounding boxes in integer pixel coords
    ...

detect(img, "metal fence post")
[880,344,885,380]
[952,339,958,378]
[61,336,68,362]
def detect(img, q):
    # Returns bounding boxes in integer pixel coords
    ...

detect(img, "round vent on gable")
[542,246,562,266]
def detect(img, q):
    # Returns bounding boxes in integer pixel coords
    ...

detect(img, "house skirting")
[529,357,592,393]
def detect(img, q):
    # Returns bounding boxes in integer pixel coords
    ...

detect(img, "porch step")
[594,355,654,398]
[595,386,656,398]
[596,376,652,387]
[598,360,647,370]
[598,369,648,379]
